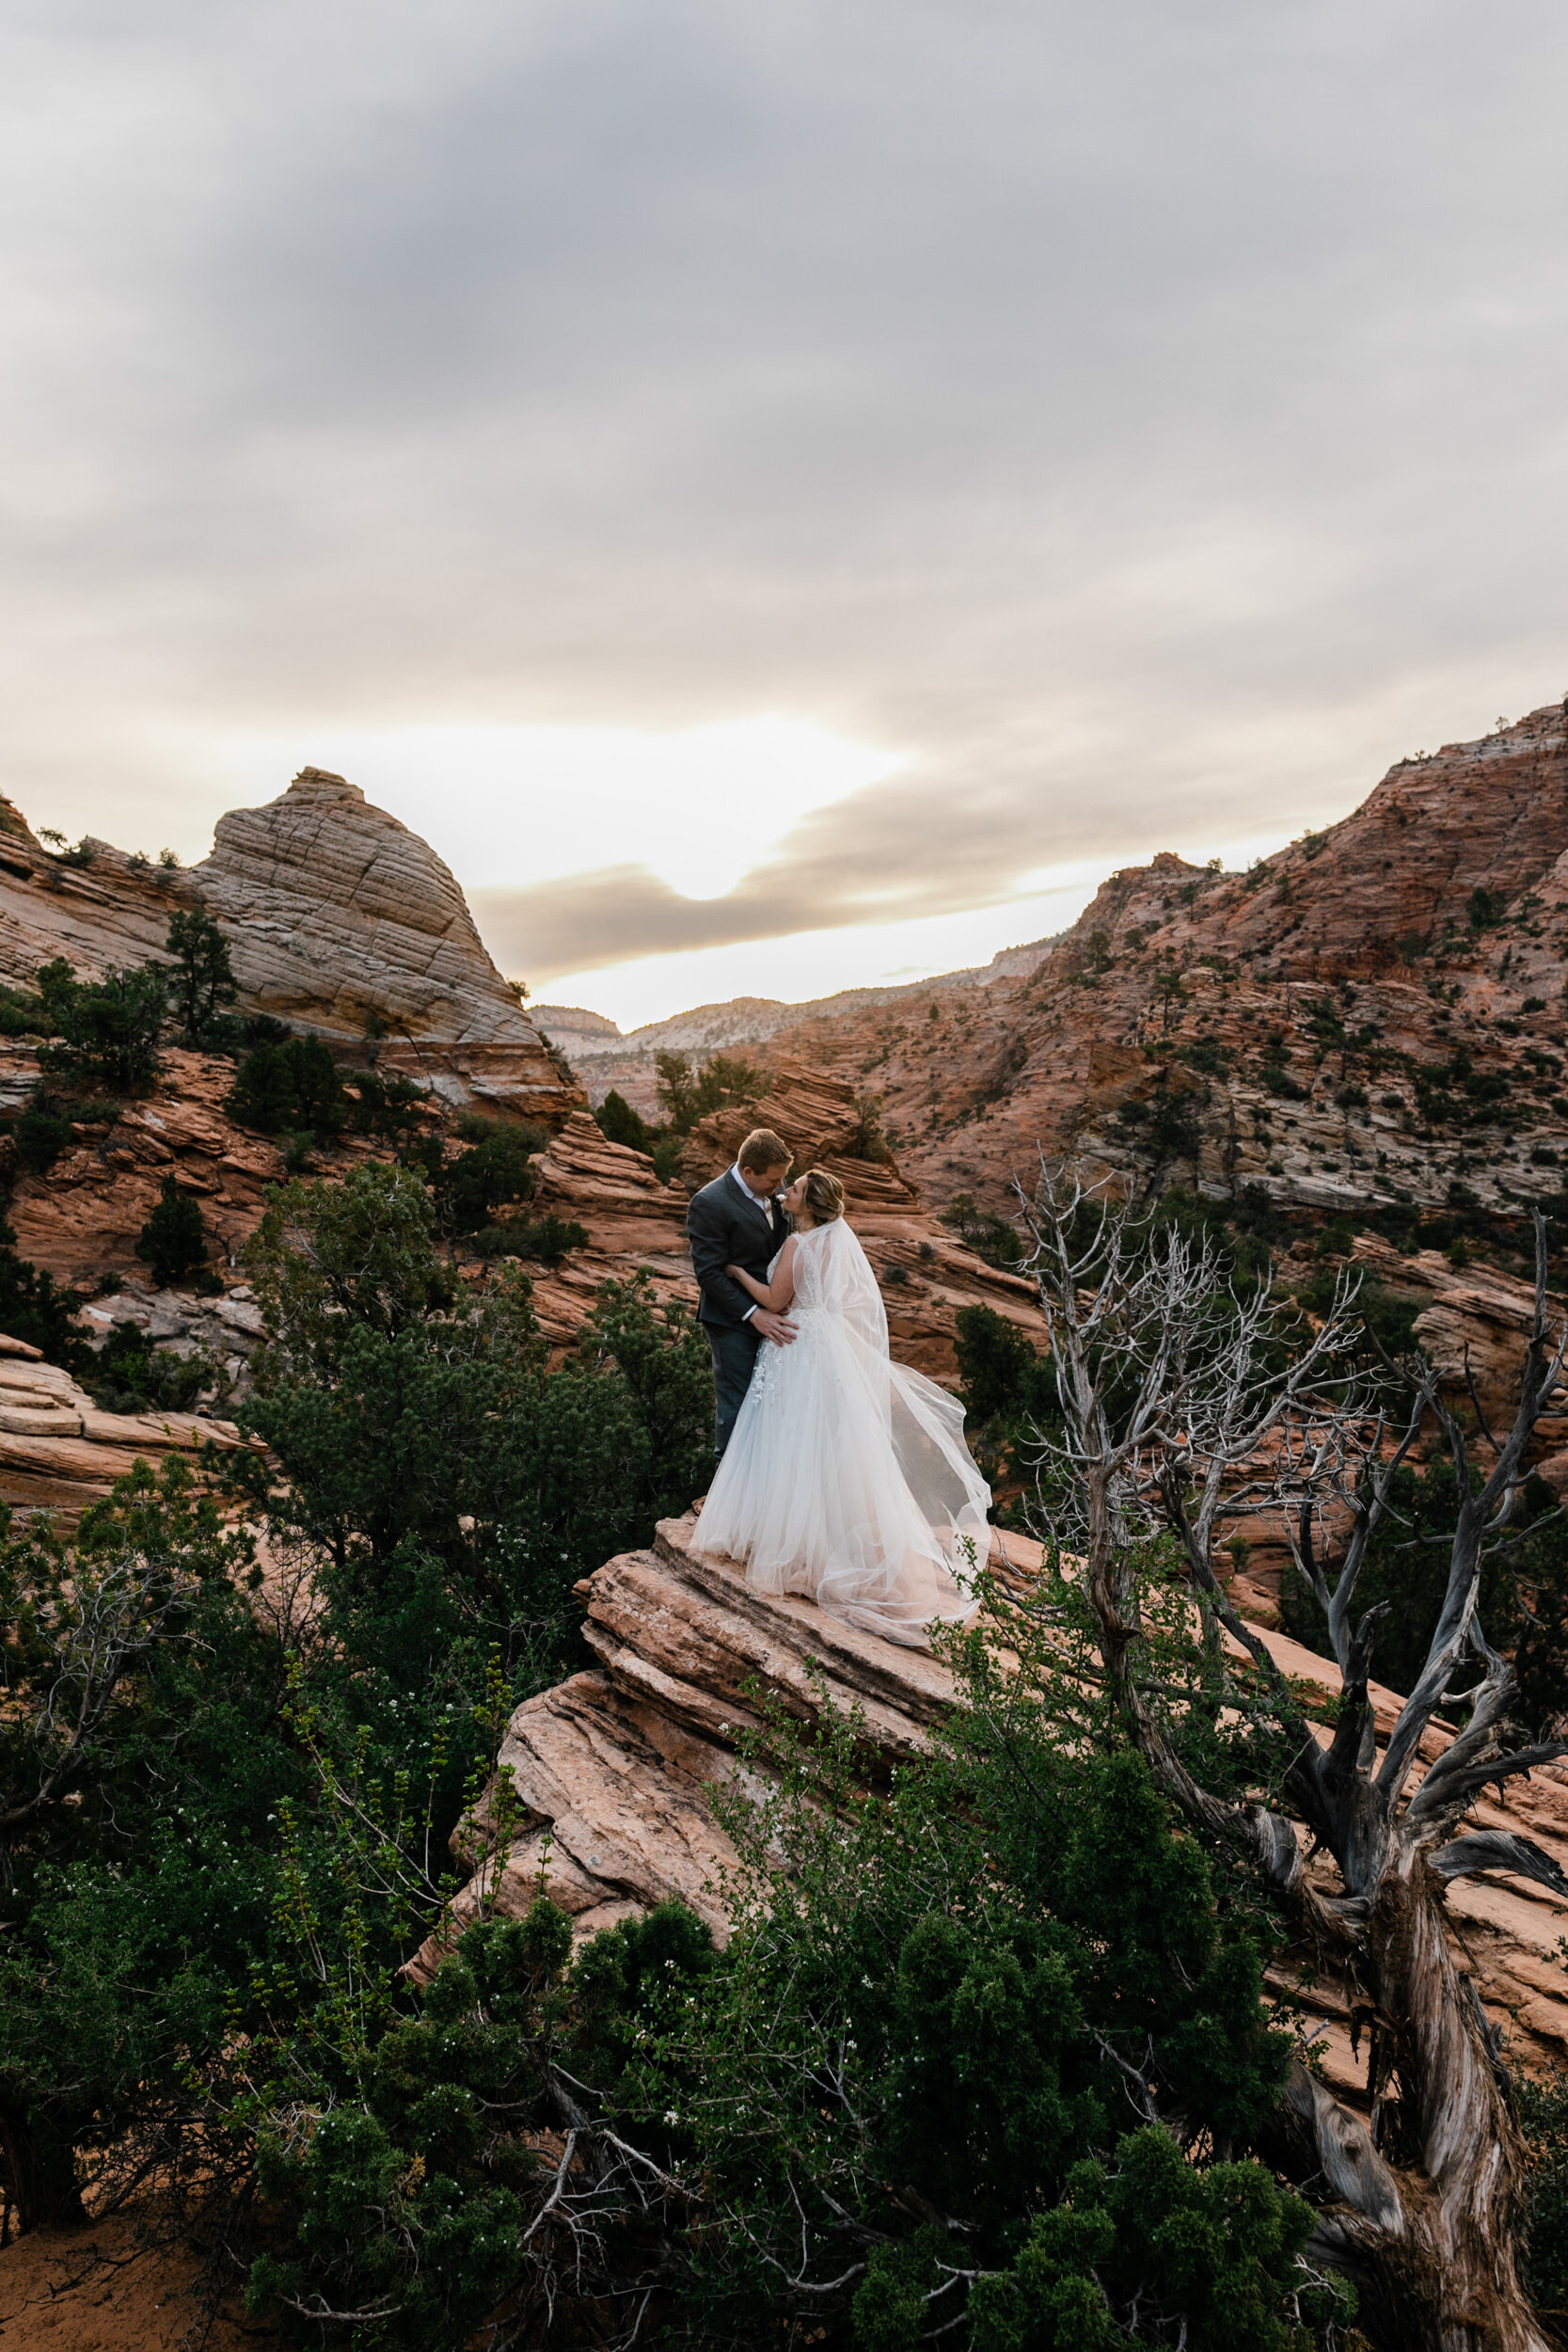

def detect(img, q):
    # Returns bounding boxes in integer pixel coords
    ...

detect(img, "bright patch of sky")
[217,717,903,903]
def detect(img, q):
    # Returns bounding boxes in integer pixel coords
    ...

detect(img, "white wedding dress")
[693,1216,990,1647]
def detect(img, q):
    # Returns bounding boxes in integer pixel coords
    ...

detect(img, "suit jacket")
[688,1169,787,1330]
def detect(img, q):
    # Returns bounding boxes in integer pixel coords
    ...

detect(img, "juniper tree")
[163,909,238,1046]
[1020,1176,1568,2352]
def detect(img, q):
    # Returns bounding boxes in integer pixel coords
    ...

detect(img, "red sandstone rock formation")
[0,1329,258,1529]
[732,700,1568,1223]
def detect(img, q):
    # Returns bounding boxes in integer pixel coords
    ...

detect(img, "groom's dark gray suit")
[688,1168,788,1459]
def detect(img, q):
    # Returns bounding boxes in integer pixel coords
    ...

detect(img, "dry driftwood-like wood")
[1023,1177,1568,2352]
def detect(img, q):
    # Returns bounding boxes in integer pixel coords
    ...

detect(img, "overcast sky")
[4,0,1566,1025]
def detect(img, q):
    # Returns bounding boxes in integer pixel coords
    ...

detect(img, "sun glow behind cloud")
[534,867,1110,1029]
[218,716,904,903]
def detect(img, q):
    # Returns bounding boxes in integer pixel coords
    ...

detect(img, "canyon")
[7,707,1568,2349]
[553,698,1568,1236]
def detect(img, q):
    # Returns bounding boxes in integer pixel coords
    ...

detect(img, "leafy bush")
[956,1303,1062,1494]
[0,1215,90,1370]
[941,1190,1022,1269]
[348,1067,431,1148]
[34,958,166,1091]
[135,1176,219,1290]
[239,1167,708,1597]
[1521,2072,1568,2317]
[227,1035,347,1136]
[5,1100,73,1177]
[1261,1064,1309,1101]
[0,984,51,1038]
[470,1213,589,1265]
[655,1049,765,1137]
[85,1324,214,1416]
[423,1119,547,1234]
[595,1089,656,1152]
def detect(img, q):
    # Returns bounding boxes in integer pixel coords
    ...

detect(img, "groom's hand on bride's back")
[752,1310,797,1344]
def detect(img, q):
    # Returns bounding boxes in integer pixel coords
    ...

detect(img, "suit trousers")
[706,1320,762,1460]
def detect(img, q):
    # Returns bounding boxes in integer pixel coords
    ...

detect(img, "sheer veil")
[696,1214,990,1647]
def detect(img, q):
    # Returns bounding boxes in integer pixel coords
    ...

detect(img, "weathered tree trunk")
[1267,1873,1549,2351]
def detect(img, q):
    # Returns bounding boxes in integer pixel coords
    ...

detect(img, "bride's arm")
[725,1236,798,1313]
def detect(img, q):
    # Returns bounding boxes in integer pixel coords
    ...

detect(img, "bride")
[693,1167,990,1647]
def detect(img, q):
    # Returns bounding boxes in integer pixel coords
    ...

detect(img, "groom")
[687,1126,796,1458]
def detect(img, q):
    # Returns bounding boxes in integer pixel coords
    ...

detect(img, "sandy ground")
[0,2214,256,2351]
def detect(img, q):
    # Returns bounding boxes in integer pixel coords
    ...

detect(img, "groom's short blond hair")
[737,1128,791,1174]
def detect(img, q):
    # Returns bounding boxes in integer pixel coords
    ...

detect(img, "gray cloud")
[2,0,1567,983]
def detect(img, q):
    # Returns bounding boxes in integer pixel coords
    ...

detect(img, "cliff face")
[194,768,578,1120]
[426,1507,1568,2106]
[750,699,1568,1221]
[0,770,583,1123]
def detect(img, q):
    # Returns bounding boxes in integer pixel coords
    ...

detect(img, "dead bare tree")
[1020,1174,1568,2352]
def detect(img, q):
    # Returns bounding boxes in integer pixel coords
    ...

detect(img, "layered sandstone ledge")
[425,1508,1568,2106]
[0,1330,258,1529]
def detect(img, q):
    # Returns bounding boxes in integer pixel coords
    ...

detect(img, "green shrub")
[426,1120,547,1234]
[941,1190,1022,1269]
[34,958,166,1091]
[6,1100,73,1176]
[349,1068,431,1147]
[227,1036,347,1136]
[135,1177,218,1290]
[162,910,238,1047]
[1261,1063,1309,1101]
[470,1214,589,1265]
[594,1089,656,1153]
[86,1324,213,1416]
[0,1215,90,1369]
[655,1049,765,1137]
[0,984,51,1038]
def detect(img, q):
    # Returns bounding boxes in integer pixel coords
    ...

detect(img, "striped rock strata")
[0,1330,258,1530]
[424,1510,1568,2109]
[193,768,580,1120]
[0,772,583,1121]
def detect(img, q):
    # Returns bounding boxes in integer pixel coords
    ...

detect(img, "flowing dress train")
[693,1216,990,1646]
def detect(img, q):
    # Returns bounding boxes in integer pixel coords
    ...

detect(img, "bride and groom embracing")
[686,1126,991,1648]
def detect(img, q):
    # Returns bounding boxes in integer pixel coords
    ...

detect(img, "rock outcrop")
[193,769,580,1120]
[0,771,584,1122]
[427,1508,1568,2104]
[0,807,203,996]
[697,700,1568,1225]
[0,1330,258,1529]
[0,1042,452,1310]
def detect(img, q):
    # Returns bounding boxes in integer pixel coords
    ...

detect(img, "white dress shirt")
[730,1161,776,1321]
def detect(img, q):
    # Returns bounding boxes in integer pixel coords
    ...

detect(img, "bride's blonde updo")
[799,1168,846,1227]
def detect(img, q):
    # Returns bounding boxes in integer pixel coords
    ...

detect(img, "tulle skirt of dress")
[693,1306,990,1648]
